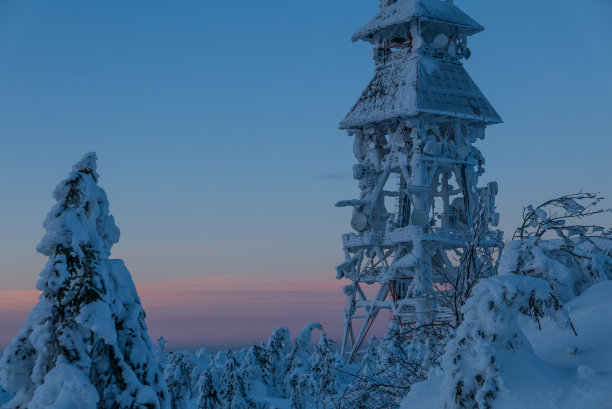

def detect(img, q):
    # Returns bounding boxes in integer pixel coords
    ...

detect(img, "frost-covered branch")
[516,192,611,241]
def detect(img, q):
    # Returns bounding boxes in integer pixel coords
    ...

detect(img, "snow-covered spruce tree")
[360,337,378,379]
[164,351,199,409]
[197,369,222,409]
[309,333,340,406]
[0,153,169,409]
[238,343,269,395]
[217,350,239,403]
[284,322,322,392]
[376,322,406,380]
[218,351,253,409]
[156,337,169,376]
[266,327,290,394]
[207,350,229,390]
[195,347,211,375]
[289,374,312,409]
[370,321,414,408]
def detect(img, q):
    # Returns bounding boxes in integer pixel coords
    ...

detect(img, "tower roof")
[352,0,484,43]
[339,51,502,129]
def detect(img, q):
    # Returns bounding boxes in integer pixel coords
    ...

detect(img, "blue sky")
[0,0,610,347]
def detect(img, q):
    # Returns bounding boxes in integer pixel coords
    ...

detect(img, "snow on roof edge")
[352,0,484,44]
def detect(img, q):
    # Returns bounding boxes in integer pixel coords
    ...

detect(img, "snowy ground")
[185,380,292,409]
[400,281,612,409]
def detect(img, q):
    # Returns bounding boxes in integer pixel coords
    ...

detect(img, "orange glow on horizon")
[0,275,353,349]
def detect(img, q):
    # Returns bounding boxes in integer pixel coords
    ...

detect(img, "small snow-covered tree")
[309,332,340,404]
[208,350,229,389]
[289,374,312,409]
[360,337,378,378]
[157,337,169,374]
[165,351,199,409]
[218,351,253,409]
[238,343,269,394]
[197,369,222,409]
[0,153,169,409]
[266,327,290,393]
[218,350,238,402]
[376,321,406,380]
[285,322,322,391]
[195,347,210,373]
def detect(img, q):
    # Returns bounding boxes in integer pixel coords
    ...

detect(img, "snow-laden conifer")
[289,374,312,409]
[285,322,322,390]
[238,343,269,394]
[218,351,253,409]
[156,337,169,374]
[266,327,290,394]
[197,369,222,409]
[0,153,169,409]
[360,337,378,378]
[309,332,339,402]
[165,351,199,409]
[376,321,406,379]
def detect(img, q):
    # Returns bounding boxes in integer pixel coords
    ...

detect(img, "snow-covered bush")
[437,193,611,409]
[507,193,612,301]
[441,275,574,409]
[0,153,169,409]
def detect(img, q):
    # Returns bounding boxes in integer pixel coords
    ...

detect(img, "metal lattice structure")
[335,0,502,362]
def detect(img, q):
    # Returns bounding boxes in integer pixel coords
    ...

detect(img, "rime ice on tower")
[336,0,502,362]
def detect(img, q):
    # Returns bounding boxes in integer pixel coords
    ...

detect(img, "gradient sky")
[0,0,611,350]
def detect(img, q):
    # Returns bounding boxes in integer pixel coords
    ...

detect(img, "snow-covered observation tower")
[335,0,502,362]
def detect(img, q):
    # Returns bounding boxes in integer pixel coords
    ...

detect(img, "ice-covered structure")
[335,0,502,362]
